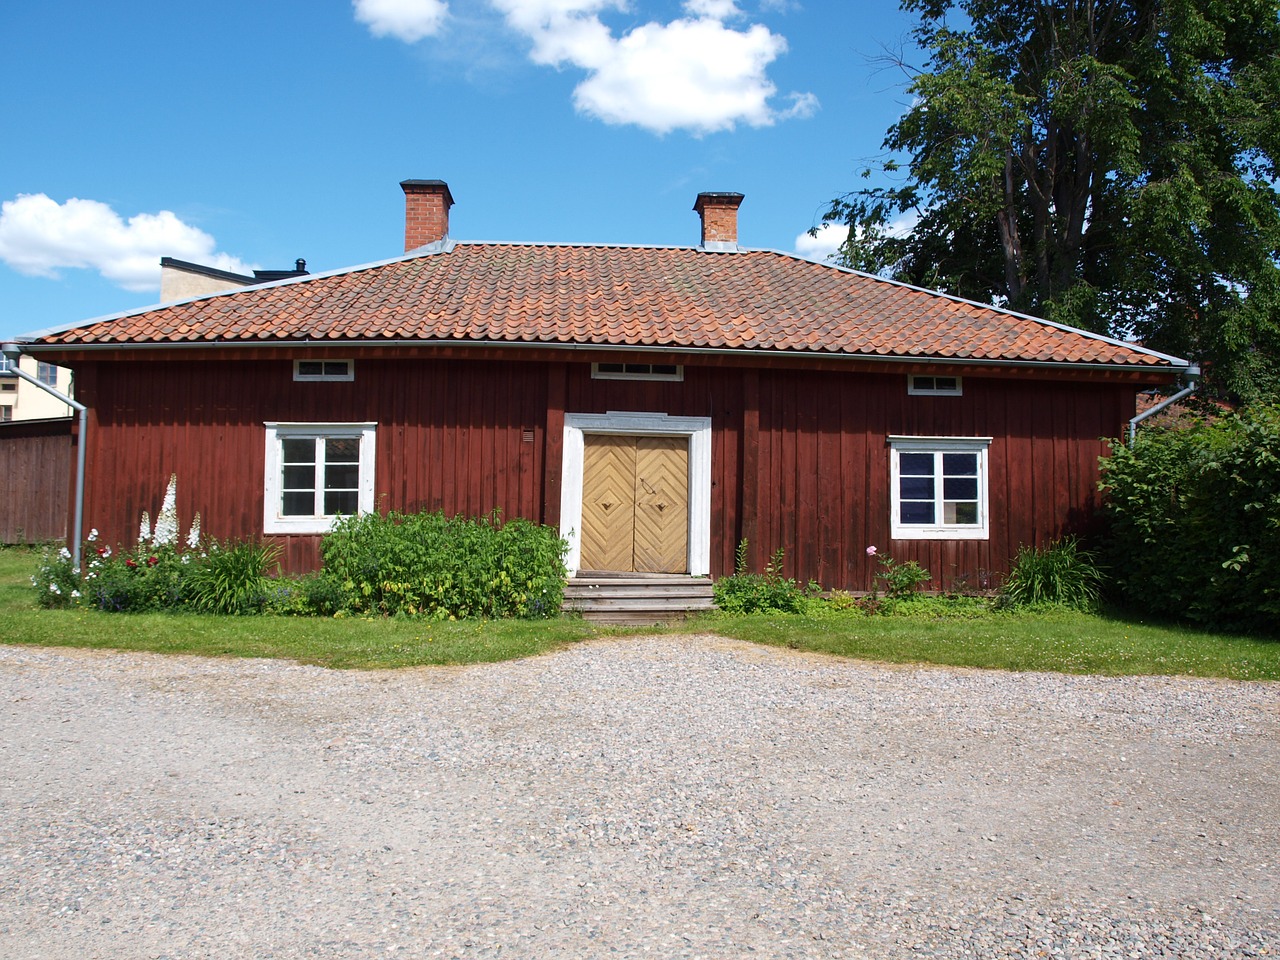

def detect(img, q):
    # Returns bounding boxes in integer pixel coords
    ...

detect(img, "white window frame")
[293,359,355,382]
[591,362,684,382]
[263,422,376,534]
[888,436,991,540]
[907,374,963,396]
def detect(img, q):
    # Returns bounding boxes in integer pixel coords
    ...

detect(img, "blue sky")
[0,0,920,343]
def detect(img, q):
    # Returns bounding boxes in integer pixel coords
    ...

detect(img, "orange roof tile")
[31,243,1181,368]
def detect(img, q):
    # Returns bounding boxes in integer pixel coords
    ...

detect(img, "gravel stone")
[0,636,1276,958]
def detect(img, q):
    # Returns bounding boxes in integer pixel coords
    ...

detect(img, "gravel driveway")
[1,636,1276,959]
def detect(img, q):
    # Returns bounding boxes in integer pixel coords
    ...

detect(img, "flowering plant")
[864,546,931,602]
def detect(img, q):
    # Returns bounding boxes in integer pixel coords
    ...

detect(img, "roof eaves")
[14,336,1178,372]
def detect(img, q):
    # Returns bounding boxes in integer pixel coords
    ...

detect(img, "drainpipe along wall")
[1128,363,1201,446]
[2,345,88,572]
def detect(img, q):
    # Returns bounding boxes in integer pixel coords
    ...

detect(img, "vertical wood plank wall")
[0,420,72,543]
[74,357,1134,585]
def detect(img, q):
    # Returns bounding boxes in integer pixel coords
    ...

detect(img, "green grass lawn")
[3,546,1277,678]
[683,605,1280,680]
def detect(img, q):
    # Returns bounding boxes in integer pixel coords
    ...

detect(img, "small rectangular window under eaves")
[294,360,355,382]
[908,374,962,396]
[591,362,684,382]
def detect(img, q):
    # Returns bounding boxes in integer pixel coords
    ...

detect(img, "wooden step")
[563,574,715,625]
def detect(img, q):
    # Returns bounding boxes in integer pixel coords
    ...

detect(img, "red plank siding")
[70,356,1136,586]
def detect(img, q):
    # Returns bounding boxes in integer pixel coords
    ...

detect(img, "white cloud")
[490,0,817,134]
[0,193,251,293]
[354,0,449,42]
[685,0,741,17]
[795,223,847,262]
[795,213,920,263]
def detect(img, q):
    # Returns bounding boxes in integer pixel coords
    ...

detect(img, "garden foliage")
[1100,404,1280,633]
[32,536,280,614]
[319,510,567,619]
[712,542,808,614]
[998,538,1103,611]
[33,474,569,621]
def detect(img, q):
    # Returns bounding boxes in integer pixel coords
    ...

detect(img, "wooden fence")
[1,418,72,544]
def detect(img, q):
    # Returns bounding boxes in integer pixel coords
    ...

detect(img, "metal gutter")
[2,344,87,573]
[12,337,1190,375]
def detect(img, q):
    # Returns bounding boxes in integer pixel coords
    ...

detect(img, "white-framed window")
[591,362,684,381]
[908,374,962,396]
[263,422,376,534]
[293,360,354,382]
[889,436,991,540]
[37,361,58,386]
[0,405,12,422]
[0,356,13,373]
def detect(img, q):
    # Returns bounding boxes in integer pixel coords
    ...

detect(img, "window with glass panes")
[280,436,361,517]
[889,437,990,539]
[264,422,375,534]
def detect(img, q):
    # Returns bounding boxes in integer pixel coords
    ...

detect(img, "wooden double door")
[580,434,690,574]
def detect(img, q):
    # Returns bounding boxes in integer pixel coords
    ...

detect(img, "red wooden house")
[15,179,1190,590]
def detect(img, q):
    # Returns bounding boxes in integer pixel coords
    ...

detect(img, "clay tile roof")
[32,243,1180,368]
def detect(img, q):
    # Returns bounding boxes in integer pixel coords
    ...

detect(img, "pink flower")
[866,545,878,557]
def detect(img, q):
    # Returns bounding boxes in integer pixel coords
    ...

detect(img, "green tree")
[825,0,1280,400]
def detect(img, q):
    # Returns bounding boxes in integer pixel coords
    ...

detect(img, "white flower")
[102,545,112,558]
[186,512,202,549]
[59,547,71,560]
[154,474,179,547]
[70,590,81,599]
[49,583,60,594]
[88,528,99,542]
[139,511,152,544]
[181,554,191,565]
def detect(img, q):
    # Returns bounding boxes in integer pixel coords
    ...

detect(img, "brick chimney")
[401,179,454,251]
[693,192,744,252]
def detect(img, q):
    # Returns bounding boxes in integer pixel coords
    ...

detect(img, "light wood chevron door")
[580,435,689,573]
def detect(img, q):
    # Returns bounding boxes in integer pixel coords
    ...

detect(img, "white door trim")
[561,411,712,576]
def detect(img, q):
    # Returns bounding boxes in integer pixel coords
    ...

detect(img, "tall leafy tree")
[825,0,1280,400]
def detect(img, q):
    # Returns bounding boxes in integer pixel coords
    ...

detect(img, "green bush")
[183,540,281,615]
[319,510,568,619]
[998,537,1103,611]
[875,556,931,600]
[1100,403,1280,634]
[713,542,808,614]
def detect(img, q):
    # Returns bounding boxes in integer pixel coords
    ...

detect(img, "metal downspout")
[1128,363,1201,446]
[2,345,88,572]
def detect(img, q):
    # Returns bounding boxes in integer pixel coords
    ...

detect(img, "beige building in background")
[0,355,73,421]
[2,256,308,422]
